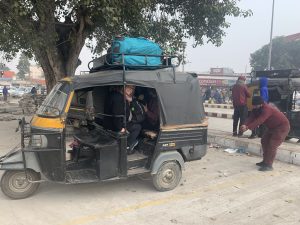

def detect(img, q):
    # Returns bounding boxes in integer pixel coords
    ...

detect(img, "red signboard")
[198,79,228,87]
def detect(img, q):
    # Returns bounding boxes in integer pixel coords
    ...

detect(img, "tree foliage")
[250,37,300,70]
[17,53,30,80]
[0,0,251,90]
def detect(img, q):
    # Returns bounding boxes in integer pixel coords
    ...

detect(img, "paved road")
[1,147,300,225]
[1,119,300,225]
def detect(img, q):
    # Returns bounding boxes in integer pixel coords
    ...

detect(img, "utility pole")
[268,0,275,70]
[181,41,187,72]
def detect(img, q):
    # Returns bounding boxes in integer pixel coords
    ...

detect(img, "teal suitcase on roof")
[111,37,162,67]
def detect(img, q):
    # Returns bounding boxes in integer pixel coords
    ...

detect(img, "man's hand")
[120,128,126,133]
[240,125,248,132]
[143,104,148,112]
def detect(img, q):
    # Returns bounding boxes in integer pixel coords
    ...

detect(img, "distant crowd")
[202,86,232,104]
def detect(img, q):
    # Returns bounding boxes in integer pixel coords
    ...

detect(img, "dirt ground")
[0,120,300,225]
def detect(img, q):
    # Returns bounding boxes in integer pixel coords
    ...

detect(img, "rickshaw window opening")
[37,82,70,118]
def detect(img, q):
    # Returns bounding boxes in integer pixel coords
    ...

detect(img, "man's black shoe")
[256,161,266,167]
[127,140,139,155]
[258,165,273,171]
[127,148,135,155]
[232,133,238,137]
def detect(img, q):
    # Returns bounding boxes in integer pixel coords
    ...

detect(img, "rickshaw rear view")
[250,69,300,140]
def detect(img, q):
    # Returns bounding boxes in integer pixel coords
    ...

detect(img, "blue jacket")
[2,87,8,95]
[259,77,269,102]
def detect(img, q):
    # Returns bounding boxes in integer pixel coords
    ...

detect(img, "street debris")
[18,94,46,115]
[224,148,246,154]
[218,170,229,177]
[0,115,18,121]
[209,143,221,148]
[170,219,178,224]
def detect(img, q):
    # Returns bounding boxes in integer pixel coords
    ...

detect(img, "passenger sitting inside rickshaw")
[142,89,159,131]
[104,85,144,154]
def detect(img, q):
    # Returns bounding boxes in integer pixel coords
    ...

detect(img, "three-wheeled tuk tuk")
[0,55,208,199]
[250,69,300,140]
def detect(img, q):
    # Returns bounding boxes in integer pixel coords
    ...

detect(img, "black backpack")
[130,99,145,123]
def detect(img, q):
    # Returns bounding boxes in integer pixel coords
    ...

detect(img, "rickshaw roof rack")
[88,53,179,73]
[253,69,300,78]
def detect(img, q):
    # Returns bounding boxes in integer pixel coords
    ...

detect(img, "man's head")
[238,76,246,81]
[125,85,135,96]
[237,76,246,85]
[252,96,264,115]
[252,96,264,107]
[124,85,135,102]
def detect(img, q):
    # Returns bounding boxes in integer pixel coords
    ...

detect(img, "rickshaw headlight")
[31,135,48,148]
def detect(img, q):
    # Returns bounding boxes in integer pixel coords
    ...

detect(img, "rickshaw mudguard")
[151,151,184,175]
[0,149,41,172]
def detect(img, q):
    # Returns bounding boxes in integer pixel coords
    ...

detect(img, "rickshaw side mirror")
[60,112,67,123]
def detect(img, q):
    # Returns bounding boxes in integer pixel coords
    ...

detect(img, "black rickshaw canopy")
[253,69,300,88]
[70,69,206,126]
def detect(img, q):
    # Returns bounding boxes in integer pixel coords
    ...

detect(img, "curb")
[205,112,233,119]
[208,132,300,167]
[204,103,233,109]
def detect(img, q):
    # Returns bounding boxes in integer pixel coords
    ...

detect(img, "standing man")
[30,86,38,107]
[204,86,211,101]
[240,96,290,171]
[259,77,269,103]
[2,86,8,102]
[231,76,250,136]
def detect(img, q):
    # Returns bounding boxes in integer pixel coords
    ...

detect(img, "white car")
[14,87,26,97]
[8,86,19,97]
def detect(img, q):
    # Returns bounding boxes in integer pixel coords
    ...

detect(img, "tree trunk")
[35,16,88,92]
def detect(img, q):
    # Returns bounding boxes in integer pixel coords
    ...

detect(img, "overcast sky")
[5,0,300,74]
[183,0,300,73]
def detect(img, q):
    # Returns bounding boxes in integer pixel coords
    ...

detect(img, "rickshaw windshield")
[37,82,70,117]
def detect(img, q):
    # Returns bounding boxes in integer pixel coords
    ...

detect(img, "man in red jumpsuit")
[240,96,290,171]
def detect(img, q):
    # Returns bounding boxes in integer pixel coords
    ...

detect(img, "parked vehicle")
[250,69,300,140]
[0,52,208,199]
[8,86,19,97]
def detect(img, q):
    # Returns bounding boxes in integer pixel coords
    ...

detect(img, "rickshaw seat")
[142,130,158,139]
[74,129,117,150]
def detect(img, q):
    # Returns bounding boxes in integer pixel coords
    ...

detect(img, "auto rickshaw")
[0,54,208,199]
[249,69,300,140]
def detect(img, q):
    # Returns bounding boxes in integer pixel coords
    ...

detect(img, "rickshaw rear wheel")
[152,161,182,192]
[1,169,41,199]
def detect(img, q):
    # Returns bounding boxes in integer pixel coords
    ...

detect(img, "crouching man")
[240,96,290,171]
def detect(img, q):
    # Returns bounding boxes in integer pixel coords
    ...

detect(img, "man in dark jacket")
[231,76,250,136]
[2,86,8,102]
[240,96,290,171]
[204,87,211,101]
[105,85,142,154]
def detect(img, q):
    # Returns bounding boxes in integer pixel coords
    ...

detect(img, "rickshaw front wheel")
[152,161,182,192]
[1,169,41,199]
